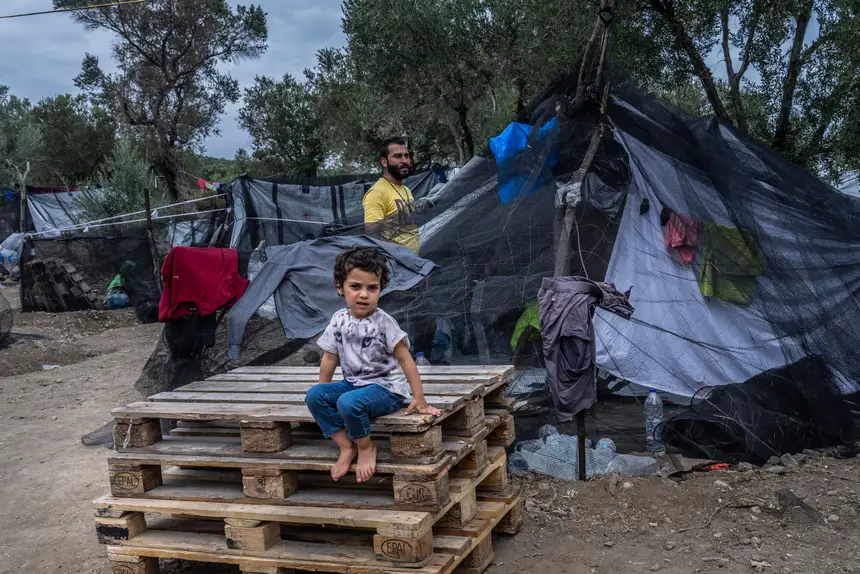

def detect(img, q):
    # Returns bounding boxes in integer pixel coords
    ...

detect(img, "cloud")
[0,0,345,159]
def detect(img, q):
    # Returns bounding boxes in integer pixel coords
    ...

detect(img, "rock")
[764,465,787,475]
[622,481,633,490]
[780,454,799,470]
[663,540,676,551]
[604,541,615,548]
[827,490,839,496]
[750,558,772,572]
[793,453,807,465]
[751,536,761,546]
[751,506,762,514]
[827,514,840,523]
[741,537,752,545]
[737,462,756,472]
[713,532,723,539]
[714,479,732,490]
[767,456,780,465]
[650,564,661,572]
[551,509,570,518]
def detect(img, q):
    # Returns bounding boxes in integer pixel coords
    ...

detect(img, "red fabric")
[158,247,249,321]
[664,212,699,265]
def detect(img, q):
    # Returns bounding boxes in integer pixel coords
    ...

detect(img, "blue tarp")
[490,118,560,204]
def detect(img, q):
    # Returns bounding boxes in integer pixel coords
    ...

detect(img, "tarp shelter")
[138,73,860,463]
[228,167,446,250]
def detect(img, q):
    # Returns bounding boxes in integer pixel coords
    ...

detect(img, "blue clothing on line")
[304,380,405,440]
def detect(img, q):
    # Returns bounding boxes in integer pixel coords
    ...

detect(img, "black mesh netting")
[20,223,164,321]
[136,63,860,462]
[0,289,11,347]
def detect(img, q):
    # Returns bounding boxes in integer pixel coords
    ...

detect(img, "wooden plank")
[229,366,512,376]
[150,391,464,412]
[105,532,454,574]
[177,380,485,398]
[93,495,433,535]
[112,402,439,432]
[120,476,439,511]
[207,373,499,384]
[112,435,449,474]
[102,496,520,574]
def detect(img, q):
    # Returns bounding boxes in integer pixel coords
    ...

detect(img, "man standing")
[363,137,419,253]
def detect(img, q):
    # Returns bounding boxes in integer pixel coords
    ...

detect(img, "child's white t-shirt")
[317,308,412,398]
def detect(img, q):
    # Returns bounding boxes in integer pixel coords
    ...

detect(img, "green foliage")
[183,152,242,183]
[0,86,43,188]
[57,0,268,199]
[238,74,324,176]
[31,94,116,186]
[76,139,160,222]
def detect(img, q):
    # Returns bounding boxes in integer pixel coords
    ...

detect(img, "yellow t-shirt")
[362,177,419,253]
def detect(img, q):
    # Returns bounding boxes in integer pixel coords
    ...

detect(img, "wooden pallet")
[98,484,521,574]
[107,423,507,510]
[112,366,513,460]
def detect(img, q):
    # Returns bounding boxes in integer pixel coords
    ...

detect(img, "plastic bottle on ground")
[415,352,431,366]
[644,389,666,456]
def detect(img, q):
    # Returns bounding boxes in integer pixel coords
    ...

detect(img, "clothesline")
[245,216,330,226]
[25,207,230,238]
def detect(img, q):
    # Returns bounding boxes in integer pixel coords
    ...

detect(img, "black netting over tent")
[19,224,163,320]
[134,65,860,462]
[0,189,19,241]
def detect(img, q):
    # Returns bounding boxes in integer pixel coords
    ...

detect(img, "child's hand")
[406,398,442,417]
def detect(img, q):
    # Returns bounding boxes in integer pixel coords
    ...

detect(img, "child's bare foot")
[331,443,355,481]
[356,441,377,483]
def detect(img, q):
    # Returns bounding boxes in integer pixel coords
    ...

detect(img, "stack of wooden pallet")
[95,365,521,574]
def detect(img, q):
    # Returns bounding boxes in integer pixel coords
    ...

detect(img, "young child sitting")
[305,246,441,482]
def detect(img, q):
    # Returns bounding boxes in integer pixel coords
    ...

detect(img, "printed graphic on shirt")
[363,178,419,253]
[318,308,412,398]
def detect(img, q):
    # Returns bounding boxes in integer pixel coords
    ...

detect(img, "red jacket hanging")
[158,247,249,321]
[664,212,699,265]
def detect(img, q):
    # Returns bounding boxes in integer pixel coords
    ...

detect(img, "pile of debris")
[23,259,102,312]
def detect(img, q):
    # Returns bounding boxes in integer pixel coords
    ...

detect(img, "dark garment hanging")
[538,277,634,422]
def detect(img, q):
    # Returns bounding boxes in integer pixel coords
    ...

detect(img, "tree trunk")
[456,105,475,165]
[772,0,814,151]
[650,0,731,123]
[154,148,191,202]
[720,6,749,133]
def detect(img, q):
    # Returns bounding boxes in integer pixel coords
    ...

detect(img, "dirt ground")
[1,282,859,574]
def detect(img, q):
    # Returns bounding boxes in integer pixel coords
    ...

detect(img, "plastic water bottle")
[644,389,666,455]
[415,352,431,366]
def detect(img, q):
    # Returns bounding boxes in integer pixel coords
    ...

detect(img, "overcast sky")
[0,0,346,159]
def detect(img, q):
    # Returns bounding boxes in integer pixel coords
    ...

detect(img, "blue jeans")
[304,380,405,440]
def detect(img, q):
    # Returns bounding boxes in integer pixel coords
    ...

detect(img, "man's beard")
[386,163,409,181]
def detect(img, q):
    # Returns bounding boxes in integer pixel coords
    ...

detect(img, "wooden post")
[15,161,31,233]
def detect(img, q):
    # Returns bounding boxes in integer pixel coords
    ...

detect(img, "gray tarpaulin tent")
[228,167,446,250]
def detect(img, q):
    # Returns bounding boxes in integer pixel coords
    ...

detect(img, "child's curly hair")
[334,246,391,290]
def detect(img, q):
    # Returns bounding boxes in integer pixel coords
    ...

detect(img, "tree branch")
[721,4,749,133]
[772,0,814,151]
[649,0,731,122]
[736,0,761,80]
[802,76,858,164]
